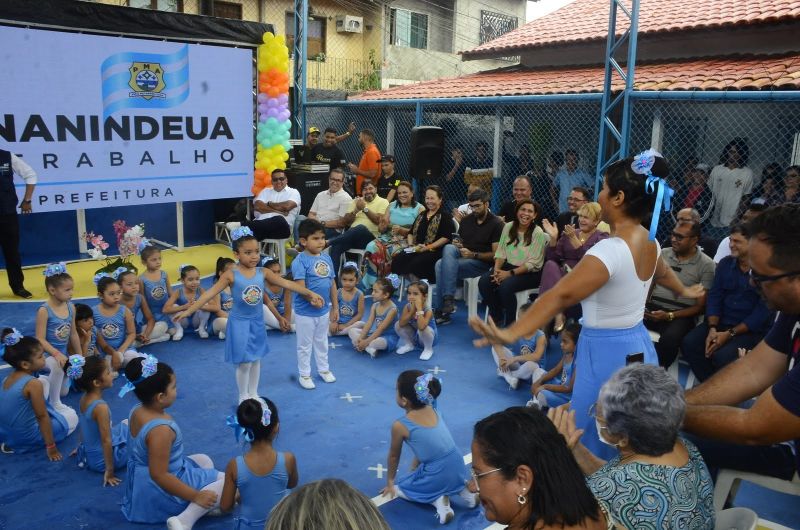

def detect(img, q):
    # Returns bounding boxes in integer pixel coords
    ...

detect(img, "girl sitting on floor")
[68,355,128,485]
[120,356,225,529]
[490,302,548,390]
[0,328,78,458]
[220,396,298,528]
[395,280,438,361]
[262,258,295,333]
[163,265,219,340]
[380,370,477,525]
[349,275,399,358]
[528,322,580,410]
[329,261,365,337]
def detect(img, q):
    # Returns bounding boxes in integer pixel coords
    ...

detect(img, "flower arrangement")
[84,220,149,275]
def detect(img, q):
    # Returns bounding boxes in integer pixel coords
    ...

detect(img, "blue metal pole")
[619,0,640,158]
[291,0,309,138]
[415,101,423,126]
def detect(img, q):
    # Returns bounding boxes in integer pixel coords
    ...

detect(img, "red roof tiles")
[462,0,800,58]
[351,55,800,100]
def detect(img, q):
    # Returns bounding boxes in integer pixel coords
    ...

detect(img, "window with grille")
[390,8,428,50]
[212,1,242,19]
[479,10,517,45]
[285,13,327,60]
[128,0,182,11]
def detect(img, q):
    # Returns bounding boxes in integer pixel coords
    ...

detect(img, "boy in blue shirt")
[292,219,339,389]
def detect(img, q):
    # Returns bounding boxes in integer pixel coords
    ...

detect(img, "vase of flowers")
[84,220,149,275]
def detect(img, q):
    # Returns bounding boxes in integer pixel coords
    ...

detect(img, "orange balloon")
[259,82,271,93]
[254,169,267,182]
[251,184,262,196]
[259,72,269,83]
[267,86,280,98]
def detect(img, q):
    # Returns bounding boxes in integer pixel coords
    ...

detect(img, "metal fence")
[307,93,800,238]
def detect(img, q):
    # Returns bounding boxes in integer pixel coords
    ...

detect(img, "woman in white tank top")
[471,151,704,459]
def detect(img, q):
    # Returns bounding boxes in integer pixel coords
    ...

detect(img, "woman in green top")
[478,199,547,326]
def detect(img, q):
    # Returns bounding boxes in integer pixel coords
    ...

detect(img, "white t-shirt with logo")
[709,165,753,227]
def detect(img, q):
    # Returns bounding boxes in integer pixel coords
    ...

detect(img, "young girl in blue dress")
[93,277,142,372]
[329,261,365,336]
[220,397,298,528]
[73,303,98,357]
[164,265,219,340]
[211,257,235,340]
[380,370,476,524]
[491,302,548,390]
[139,246,179,340]
[349,275,399,358]
[528,322,580,409]
[262,258,295,333]
[35,262,81,411]
[173,228,323,403]
[67,355,128,485]
[0,328,78,458]
[395,280,438,360]
[120,356,224,529]
[118,269,169,346]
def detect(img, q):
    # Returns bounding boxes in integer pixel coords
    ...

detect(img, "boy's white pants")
[295,313,330,377]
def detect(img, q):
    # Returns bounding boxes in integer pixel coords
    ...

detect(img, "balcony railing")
[292,54,381,92]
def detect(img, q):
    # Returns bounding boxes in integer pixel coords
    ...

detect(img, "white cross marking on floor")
[339,393,362,403]
[368,464,386,478]
[427,365,446,375]
[328,342,338,349]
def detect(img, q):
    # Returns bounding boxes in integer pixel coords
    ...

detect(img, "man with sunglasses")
[227,169,300,241]
[683,204,800,484]
[682,223,771,382]
[644,220,716,367]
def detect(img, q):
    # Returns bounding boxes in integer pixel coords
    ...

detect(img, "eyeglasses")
[749,269,800,289]
[272,177,287,182]
[470,467,502,492]
[588,403,609,430]
[670,232,694,241]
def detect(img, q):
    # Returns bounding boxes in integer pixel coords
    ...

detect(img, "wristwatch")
[667,312,675,322]
[363,207,370,213]
[321,220,326,227]
[728,328,738,338]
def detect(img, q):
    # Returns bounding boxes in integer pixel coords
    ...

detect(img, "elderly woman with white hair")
[548,363,715,529]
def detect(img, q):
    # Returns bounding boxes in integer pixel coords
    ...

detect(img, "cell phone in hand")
[452,232,462,245]
[625,352,644,365]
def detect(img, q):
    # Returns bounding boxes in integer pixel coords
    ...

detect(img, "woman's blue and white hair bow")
[631,149,673,241]
[43,262,67,278]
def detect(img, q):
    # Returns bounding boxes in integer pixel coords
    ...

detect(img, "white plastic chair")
[463,276,482,320]
[650,330,697,390]
[484,288,539,321]
[714,507,758,530]
[713,469,800,512]
[339,248,366,276]
[260,239,289,275]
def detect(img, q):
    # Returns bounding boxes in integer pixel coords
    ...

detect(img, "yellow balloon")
[262,32,275,44]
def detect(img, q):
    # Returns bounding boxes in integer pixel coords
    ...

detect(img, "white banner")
[0,26,254,212]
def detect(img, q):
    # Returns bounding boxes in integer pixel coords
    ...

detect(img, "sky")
[526,0,576,22]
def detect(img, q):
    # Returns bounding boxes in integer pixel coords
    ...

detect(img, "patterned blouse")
[588,438,715,529]
[494,223,548,272]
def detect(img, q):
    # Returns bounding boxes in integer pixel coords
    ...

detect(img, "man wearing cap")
[347,129,381,195]
[376,155,401,202]
[292,127,320,163]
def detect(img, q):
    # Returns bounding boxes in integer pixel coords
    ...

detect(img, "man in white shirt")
[307,167,351,238]
[0,148,36,298]
[713,202,767,263]
[708,138,753,240]
[327,181,389,272]
[229,169,300,240]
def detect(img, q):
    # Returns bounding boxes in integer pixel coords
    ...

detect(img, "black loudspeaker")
[410,126,444,181]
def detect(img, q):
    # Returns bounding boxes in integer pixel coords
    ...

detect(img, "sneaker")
[299,376,316,389]
[436,506,455,525]
[225,221,242,231]
[197,328,209,339]
[441,296,456,315]
[434,311,452,326]
[526,399,540,409]
[171,327,184,341]
[365,346,377,358]
[419,349,434,361]
[458,488,479,509]
[396,343,415,355]
[218,331,225,340]
[319,371,336,383]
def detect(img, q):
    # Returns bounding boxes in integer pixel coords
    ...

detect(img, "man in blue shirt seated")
[683,204,800,484]
[553,149,592,212]
[682,222,772,381]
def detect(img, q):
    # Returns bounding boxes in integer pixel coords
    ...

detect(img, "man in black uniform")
[291,126,321,163]
[0,148,36,298]
[311,128,345,171]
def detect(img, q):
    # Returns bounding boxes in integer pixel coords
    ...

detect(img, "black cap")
[380,155,395,163]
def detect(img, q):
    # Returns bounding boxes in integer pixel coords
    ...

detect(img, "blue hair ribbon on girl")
[226,415,254,443]
[343,261,359,270]
[0,328,22,355]
[386,273,401,290]
[118,354,159,397]
[631,148,674,241]
[93,272,111,285]
[111,266,129,280]
[414,373,435,405]
[231,226,254,241]
[137,238,151,253]
[260,256,278,268]
[43,262,67,278]
[65,354,86,381]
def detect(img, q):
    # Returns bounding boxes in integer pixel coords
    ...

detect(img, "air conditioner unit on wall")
[336,15,363,33]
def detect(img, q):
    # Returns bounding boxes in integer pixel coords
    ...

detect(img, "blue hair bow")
[631,149,674,241]
[118,354,159,397]
[231,226,254,241]
[137,238,151,253]
[386,273,401,290]
[111,267,129,280]
[43,262,67,278]
[414,373,435,405]
[226,415,254,443]
[93,272,111,285]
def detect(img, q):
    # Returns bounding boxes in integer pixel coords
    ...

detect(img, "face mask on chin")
[595,419,621,448]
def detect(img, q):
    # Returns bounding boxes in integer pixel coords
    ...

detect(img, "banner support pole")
[148,202,184,252]
[76,209,88,254]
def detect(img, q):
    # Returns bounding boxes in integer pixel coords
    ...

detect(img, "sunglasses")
[749,269,800,289]
[670,232,695,241]
[272,177,287,181]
